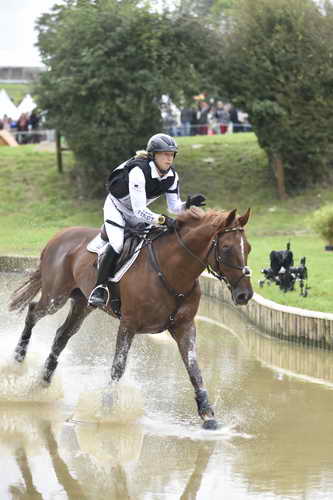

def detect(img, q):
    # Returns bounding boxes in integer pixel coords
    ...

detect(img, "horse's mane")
[176,207,229,228]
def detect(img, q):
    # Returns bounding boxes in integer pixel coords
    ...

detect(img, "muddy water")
[1,273,333,500]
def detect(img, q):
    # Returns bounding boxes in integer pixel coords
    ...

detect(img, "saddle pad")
[87,234,144,283]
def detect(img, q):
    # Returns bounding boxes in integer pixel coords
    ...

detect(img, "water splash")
[140,415,254,441]
[72,380,144,424]
[0,351,64,403]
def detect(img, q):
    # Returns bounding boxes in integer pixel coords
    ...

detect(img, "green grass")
[0,136,332,313]
[0,83,31,105]
[248,235,332,313]
[0,147,100,254]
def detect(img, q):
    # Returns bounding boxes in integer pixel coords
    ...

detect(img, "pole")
[56,130,63,174]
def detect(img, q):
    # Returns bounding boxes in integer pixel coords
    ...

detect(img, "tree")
[217,0,333,199]
[174,0,238,28]
[35,0,219,196]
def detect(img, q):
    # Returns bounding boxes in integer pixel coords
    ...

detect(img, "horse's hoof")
[202,419,218,430]
[40,372,52,388]
[14,351,25,363]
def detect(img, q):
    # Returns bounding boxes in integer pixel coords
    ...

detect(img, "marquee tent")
[0,89,20,121]
[17,94,37,115]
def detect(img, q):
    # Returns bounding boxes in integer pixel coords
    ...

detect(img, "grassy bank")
[0,135,332,313]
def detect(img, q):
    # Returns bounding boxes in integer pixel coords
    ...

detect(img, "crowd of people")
[1,96,252,145]
[161,98,252,137]
[0,109,41,144]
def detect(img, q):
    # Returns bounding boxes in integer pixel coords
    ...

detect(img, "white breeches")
[103,196,125,253]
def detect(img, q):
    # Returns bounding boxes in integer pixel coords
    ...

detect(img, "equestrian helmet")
[147,133,178,156]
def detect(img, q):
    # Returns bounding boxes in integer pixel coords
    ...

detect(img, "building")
[0,67,43,84]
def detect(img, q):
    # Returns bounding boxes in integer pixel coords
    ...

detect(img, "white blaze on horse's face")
[240,233,245,266]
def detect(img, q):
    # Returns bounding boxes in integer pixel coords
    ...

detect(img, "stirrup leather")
[88,284,110,306]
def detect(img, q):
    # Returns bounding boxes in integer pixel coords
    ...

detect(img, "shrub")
[310,205,333,245]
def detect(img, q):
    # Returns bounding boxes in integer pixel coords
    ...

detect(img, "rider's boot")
[88,244,120,312]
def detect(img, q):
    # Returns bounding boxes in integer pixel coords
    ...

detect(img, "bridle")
[147,224,252,328]
[175,226,252,291]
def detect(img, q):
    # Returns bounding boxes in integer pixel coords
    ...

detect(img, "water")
[1,272,333,499]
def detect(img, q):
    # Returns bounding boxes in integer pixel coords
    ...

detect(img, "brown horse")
[9,207,253,430]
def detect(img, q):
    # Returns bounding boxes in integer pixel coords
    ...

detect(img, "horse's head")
[207,208,253,305]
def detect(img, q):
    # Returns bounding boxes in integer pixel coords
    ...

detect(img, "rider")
[88,133,206,309]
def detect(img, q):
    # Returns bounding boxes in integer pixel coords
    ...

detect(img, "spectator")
[29,109,41,143]
[197,101,211,135]
[229,105,242,133]
[2,115,11,131]
[238,110,252,132]
[17,113,29,144]
[214,101,230,134]
[180,106,193,137]
[190,104,199,135]
[161,103,180,137]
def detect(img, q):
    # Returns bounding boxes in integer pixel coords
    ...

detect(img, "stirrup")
[88,284,110,307]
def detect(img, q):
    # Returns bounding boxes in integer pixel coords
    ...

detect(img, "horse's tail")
[9,266,42,313]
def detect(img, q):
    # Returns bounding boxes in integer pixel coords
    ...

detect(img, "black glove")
[162,215,177,231]
[185,193,206,209]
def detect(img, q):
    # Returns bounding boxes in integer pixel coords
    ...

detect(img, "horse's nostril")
[237,293,247,303]
[235,290,253,304]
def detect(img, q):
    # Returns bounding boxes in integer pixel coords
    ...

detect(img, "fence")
[200,272,333,350]
[163,121,253,137]
[11,129,55,145]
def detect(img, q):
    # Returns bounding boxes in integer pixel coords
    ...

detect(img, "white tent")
[0,89,20,121]
[17,94,37,115]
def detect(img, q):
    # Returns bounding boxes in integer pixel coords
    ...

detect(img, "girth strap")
[148,240,197,327]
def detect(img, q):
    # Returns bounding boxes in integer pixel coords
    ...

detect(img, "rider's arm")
[129,167,162,224]
[165,173,186,214]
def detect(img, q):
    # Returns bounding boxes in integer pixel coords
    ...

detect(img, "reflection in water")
[1,273,333,499]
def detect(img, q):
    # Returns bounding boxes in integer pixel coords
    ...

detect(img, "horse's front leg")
[110,322,135,382]
[169,320,218,430]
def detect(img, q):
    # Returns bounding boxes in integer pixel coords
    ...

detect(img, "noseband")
[175,226,252,290]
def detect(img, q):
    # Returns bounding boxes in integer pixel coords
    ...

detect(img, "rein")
[176,226,251,290]
[148,225,251,328]
[148,240,197,326]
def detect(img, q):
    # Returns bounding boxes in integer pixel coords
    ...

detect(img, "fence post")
[55,130,63,174]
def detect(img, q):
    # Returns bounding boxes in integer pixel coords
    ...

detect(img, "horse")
[9,207,253,430]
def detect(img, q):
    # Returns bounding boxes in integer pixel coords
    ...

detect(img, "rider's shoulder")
[126,154,150,170]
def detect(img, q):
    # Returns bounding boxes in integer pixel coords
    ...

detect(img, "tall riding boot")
[88,244,120,308]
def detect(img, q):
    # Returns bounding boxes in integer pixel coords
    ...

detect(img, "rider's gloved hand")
[158,214,177,231]
[185,193,206,209]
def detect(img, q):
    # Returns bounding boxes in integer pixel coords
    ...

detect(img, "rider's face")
[154,151,175,175]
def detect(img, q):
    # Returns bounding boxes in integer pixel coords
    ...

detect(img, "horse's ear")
[224,208,237,228]
[238,208,251,227]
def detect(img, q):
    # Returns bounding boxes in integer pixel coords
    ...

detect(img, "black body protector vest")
[108,157,178,199]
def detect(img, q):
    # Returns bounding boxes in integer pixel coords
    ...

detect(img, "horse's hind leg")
[169,320,218,430]
[42,290,91,385]
[14,301,49,362]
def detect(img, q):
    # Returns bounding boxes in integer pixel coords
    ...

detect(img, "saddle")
[100,222,164,274]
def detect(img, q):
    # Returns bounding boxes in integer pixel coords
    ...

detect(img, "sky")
[0,1,61,67]
[0,0,171,67]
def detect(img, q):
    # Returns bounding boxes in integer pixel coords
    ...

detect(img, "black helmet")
[147,133,178,156]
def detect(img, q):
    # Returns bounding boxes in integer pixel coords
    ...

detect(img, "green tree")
[217,0,333,199]
[35,0,219,196]
[175,0,237,27]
